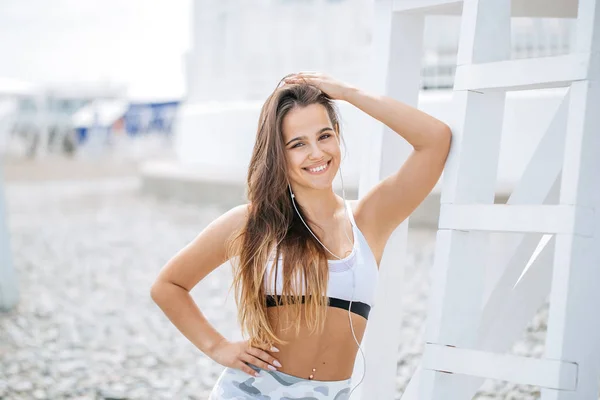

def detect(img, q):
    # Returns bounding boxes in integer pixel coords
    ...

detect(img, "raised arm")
[282,72,451,264]
[346,87,452,261]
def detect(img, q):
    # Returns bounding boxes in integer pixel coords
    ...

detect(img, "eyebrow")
[285,127,334,146]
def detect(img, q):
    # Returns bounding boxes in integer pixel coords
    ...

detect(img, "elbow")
[439,123,452,140]
[417,124,452,152]
[437,124,452,152]
[150,280,166,304]
[150,279,187,304]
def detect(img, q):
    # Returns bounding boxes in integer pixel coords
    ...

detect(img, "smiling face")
[282,103,341,191]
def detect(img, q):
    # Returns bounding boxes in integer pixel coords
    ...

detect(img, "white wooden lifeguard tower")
[355,0,600,399]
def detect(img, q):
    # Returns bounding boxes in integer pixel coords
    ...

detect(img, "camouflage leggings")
[209,364,352,399]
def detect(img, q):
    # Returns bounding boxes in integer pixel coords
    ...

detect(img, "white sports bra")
[263,201,379,319]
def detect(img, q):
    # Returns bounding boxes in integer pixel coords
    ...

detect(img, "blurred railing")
[421,18,575,90]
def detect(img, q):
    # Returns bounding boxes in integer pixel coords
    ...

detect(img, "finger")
[284,76,316,85]
[237,361,261,377]
[297,71,319,76]
[285,74,312,81]
[289,71,318,79]
[294,74,318,81]
[247,347,282,369]
[247,346,279,362]
[241,352,278,372]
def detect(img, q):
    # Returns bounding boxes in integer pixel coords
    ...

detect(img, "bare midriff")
[265,305,367,381]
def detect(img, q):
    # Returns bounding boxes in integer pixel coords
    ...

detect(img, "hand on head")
[281,72,355,102]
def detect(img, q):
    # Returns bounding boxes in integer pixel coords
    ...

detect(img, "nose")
[308,142,325,159]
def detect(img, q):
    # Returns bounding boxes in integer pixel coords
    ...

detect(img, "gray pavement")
[0,169,548,399]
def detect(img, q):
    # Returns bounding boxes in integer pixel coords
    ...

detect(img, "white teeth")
[307,162,328,173]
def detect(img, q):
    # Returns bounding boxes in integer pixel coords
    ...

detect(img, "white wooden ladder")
[354,0,600,399]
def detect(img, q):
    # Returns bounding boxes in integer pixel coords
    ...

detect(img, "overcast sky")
[0,0,191,99]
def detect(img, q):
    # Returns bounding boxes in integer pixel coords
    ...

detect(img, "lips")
[303,160,331,175]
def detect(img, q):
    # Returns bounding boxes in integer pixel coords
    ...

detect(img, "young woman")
[150,72,451,399]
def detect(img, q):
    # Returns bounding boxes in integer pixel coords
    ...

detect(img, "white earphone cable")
[288,163,366,397]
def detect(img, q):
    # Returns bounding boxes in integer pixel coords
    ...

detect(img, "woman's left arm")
[343,86,452,250]
[283,72,452,253]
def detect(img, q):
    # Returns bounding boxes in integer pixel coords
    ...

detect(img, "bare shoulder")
[198,203,250,246]
[211,203,250,234]
[201,203,251,257]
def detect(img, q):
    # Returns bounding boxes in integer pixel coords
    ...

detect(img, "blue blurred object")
[124,101,179,136]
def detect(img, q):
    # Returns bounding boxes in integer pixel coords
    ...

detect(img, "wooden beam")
[454,54,592,92]
[401,95,568,399]
[448,234,558,399]
[543,1,600,396]
[507,93,569,206]
[393,0,463,14]
[393,0,579,17]
[400,237,557,399]
[419,1,510,398]
[354,2,423,399]
[438,204,594,236]
[422,344,578,390]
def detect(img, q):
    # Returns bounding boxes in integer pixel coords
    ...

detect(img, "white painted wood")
[455,2,511,67]
[423,344,578,390]
[478,93,568,305]
[505,93,569,206]
[0,162,18,311]
[393,0,463,14]
[439,204,594,236]
[572,0,600,54]
[479,91,568,305]
[439,91,505,204]
[402,93,568,399]
[401,233,557,399]
[439,234,558,399]
[398,0,600,395]
[477,234,556,351]
[542,1,600,396]
[418,157,561,399]
[393,0,579,17]
[475,94,566,340]
[454,54,592,92]
[419,1,510,398]
[353,2,423,399]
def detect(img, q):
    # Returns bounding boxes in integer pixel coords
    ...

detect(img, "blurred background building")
[143,0,576,224]
[0,1,575,191]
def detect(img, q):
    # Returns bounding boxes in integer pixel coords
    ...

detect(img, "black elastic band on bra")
[265,295,371,320]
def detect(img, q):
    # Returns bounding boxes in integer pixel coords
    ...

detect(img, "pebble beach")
[0,158,551,399]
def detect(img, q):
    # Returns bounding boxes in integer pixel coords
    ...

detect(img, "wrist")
[341,85,360,103]
[204,336,228,359]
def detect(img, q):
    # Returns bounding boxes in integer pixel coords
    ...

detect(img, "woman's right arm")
[150,204,281,377]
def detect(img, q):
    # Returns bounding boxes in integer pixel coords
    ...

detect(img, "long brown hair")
[227,80,342,348]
